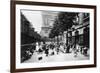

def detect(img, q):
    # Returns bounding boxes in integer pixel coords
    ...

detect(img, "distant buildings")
[40,11,58,38]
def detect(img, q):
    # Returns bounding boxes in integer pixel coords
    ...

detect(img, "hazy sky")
[21,10,43,34]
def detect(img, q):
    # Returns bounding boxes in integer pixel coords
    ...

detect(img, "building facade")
[21,13,33,44]
[40,11,58,38]
[67,13,90,48]
[53,12,90,48]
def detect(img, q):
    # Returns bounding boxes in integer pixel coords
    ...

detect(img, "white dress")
[36,43,39,51]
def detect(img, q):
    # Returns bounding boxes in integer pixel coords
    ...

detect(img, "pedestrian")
[66,44,70,53]
[45,49,49,56]
[36,42,39,52]
[74,44,79,57]
[83,47,88,56]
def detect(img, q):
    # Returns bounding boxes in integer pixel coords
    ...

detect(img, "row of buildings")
[59,13,89,48]
[61,13,89,48]
[21,13,41,45]
[40,11,90,48]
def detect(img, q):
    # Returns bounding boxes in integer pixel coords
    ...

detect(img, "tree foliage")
[49,12,78,38]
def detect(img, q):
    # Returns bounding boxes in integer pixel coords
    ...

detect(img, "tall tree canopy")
[49,12,78,38]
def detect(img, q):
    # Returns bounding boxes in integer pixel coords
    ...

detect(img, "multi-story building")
[54,12,89,48]
[21,13,33,44]
[21,13,39,44]
[40,11,58,38]
[67,12,90,48]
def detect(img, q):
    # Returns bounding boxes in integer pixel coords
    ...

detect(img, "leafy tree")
[49,12,78,38]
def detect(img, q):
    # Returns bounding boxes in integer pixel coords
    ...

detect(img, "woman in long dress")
[36,42,39,52]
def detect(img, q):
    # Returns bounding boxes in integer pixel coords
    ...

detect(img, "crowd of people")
[34,41,89,57]
[21,41,89,62]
